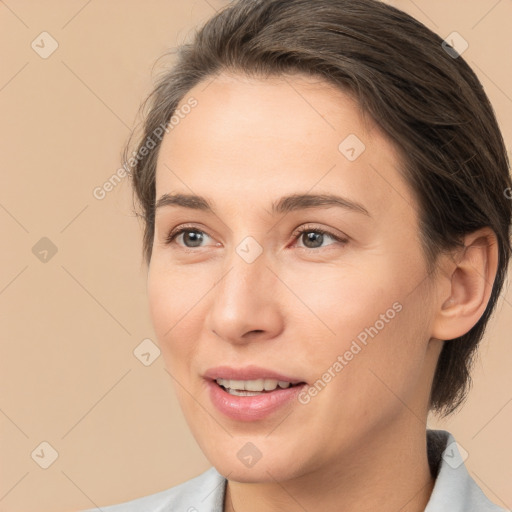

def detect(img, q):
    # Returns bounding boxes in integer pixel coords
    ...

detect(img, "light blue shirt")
[81,429,507,511]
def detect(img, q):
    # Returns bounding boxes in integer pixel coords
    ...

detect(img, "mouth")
[214,378,306,396]
[202,365,308,420]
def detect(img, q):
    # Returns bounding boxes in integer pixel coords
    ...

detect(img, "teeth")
[216,378,294,393]
[225,389,264,396]
[264,379,278,391]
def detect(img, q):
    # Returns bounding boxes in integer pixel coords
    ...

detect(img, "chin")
[205,446,306,483]
[216,464,291,483]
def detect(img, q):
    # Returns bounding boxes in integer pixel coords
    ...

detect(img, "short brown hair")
[126,0,512,417]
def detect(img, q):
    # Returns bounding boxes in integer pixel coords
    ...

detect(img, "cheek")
[148,257,209,329]
[282,255,431,394]
[281,258,404,345]
[147,263,208,371]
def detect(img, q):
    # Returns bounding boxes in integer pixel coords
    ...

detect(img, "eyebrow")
[155,192,371,217]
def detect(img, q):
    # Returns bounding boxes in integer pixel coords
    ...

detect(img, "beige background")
[0,1,511,511]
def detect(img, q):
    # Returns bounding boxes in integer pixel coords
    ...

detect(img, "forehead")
[155,72,414,220]
[167,72,370,153]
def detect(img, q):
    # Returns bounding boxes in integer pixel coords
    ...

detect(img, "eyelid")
[165,222,349,251]
[290,223,349,247]
[165,223,216,246]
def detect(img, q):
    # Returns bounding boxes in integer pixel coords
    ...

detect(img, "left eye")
[165,225,347,250]
[293,227,346,249]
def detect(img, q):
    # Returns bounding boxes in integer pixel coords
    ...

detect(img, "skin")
[147,72,498,512]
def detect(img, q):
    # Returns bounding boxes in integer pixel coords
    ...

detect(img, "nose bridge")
[206,234,282,342]
[217,236,271,309]
[215,212,273,292]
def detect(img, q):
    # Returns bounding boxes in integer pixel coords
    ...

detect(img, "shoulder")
[425,429,507,512]
[80,467,226,512]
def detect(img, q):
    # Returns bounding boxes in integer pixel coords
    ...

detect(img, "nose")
[205,245,285,345]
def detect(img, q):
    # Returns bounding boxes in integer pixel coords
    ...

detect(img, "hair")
[125,0,511,417]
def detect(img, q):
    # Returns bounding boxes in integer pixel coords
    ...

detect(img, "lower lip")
[206,380,307,422]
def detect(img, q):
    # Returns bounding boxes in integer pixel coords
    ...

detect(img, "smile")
[215,378,299,395]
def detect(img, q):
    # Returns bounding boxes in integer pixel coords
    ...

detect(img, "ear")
[431,227,499,341]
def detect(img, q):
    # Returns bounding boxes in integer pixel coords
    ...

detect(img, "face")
[148,72,442,482]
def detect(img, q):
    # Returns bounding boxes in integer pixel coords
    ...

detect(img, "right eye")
[165,226,215,249]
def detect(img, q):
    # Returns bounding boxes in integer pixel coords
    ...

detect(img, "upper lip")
[203,365,306,385]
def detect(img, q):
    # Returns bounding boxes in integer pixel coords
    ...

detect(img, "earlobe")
[431,227,498,341]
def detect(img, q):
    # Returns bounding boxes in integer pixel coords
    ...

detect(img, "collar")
[424,429,506,511]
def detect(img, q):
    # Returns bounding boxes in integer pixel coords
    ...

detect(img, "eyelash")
[164,224,348,251]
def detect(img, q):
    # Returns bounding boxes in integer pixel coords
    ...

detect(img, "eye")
[291,225,348,250]
[164,224,348,251]
[165,225,214,249]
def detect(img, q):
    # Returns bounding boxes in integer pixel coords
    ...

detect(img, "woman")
[83,0,511,510]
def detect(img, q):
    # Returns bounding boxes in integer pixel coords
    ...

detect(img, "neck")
[224,420,435,512]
